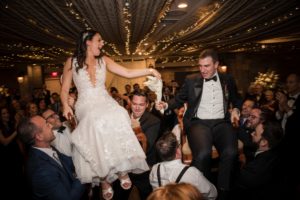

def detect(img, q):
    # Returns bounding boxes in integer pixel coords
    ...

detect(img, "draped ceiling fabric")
[0,0,300,66]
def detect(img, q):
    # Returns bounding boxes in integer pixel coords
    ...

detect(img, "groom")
[156,49,241,200]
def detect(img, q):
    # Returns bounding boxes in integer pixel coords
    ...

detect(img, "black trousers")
[187,118,238,191]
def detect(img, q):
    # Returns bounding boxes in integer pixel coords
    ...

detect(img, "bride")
[60,29,161,200]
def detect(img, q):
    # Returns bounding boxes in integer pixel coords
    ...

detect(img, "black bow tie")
[288,96,296,101]
[57,126,66,133]
[205,76,217,82]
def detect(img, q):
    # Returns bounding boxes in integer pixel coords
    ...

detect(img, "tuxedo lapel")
[194,78,203,99]
[139,112,150,127]
[219,73,229,113]
[192,77,203,117]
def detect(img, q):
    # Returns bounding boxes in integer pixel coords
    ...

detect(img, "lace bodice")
[72,58,112,118]
[72,58,106,93]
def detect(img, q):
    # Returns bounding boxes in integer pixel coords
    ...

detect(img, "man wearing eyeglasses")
[232,121,284,200]
[240,107,273,164]
[42,109,73,157]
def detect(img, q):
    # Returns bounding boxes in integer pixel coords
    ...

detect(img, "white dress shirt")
[34,147,62,166]
[197,73,224,119]
[150,159,218,200]
[51,122,73,157]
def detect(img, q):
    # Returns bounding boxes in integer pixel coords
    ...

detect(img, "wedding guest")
[17,116,85,200]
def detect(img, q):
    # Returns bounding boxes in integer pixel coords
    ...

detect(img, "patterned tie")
[52,151,62,166]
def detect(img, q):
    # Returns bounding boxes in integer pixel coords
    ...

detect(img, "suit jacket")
[285,95,300,139]
[139,111,161,166]
[232,150,283,200]
[281,95,300,184]
[168,73,241,131]
[26,147,85,200]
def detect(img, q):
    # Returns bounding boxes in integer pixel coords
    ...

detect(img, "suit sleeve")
[228,74,242,109]
[144,118,161,154]
[169,78,190,110]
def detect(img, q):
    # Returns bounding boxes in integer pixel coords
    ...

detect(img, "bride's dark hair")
[72,29,103,72]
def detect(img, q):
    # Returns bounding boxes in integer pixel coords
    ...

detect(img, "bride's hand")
[149,68,161,80]
[63,105,74,120]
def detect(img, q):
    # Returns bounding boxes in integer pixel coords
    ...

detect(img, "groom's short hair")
[130,90,149,102]
[199,49,219,63]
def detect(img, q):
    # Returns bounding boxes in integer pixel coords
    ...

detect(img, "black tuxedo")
[279,95,300,196]
[168,73,242,191]
[232,150,284,200]
[139,111,161,166]
[169,73,241,130]
[160,94,177,133]
[237,122,256,164]
[285,95,300,141]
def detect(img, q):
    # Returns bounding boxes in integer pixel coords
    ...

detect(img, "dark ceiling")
[0,0,300,67]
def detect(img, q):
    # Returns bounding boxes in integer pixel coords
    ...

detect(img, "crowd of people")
[0,30,299,200]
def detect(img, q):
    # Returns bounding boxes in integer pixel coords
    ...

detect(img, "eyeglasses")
[45,113,58,120]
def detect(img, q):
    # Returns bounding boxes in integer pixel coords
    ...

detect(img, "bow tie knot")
[205,76,217,82]
[288,96,296,101]
[57,126,66,133]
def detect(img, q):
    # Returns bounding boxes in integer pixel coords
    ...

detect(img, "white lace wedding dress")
[71,58,149,185]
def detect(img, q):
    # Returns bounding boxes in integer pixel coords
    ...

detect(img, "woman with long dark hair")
[60,30,161,200]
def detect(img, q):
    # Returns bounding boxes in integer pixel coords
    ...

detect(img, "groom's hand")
[155,101,167,111]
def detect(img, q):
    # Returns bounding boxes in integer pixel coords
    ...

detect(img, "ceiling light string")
[215,5,300,53]
[66,0,124,57]
[2,41,72,64]
[213,4,297,44]
[2,0,69,47]
[123,4,132,55]
[65,0,90,30]
[34,0,77,39]
[145,1,222,59]
[106,43,122,56]
[133,0,174,55]
[13,0,73,44]
[161,2,222,45]
[182,3,300,54]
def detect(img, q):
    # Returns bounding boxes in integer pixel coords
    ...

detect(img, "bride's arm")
[60,57,74,119]
[104,56,161,79]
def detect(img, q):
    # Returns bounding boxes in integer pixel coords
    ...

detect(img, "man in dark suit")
[114,90,161,200]
[160,86,177,133]
[276,73,300,198]
[156,49,242,199]
[17,116,85,200]
[232,121,284,200]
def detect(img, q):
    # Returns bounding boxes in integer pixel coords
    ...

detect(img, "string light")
[134,0,173,55]
[0,1,299,66]
[123,6,132,55]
